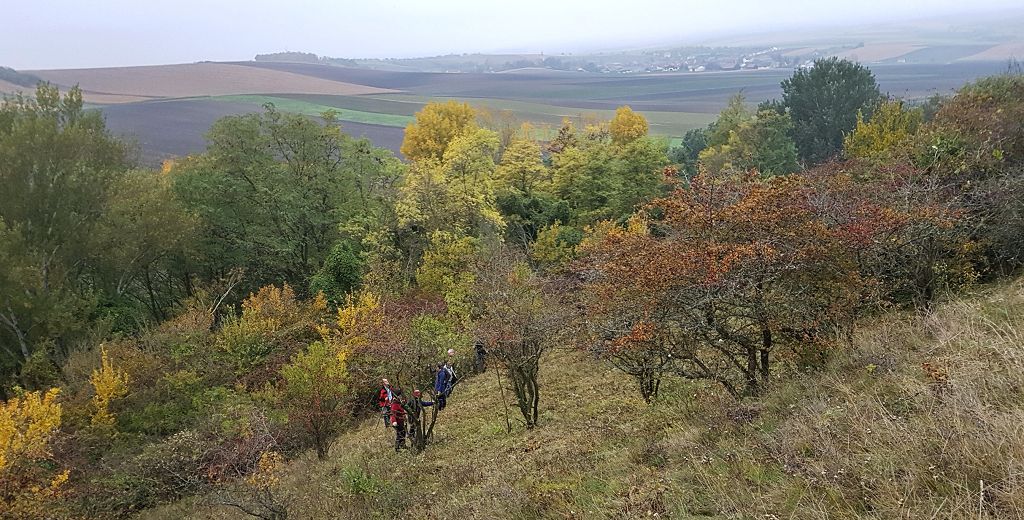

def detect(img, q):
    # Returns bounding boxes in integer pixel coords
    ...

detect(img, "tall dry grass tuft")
[762,279,1024,518]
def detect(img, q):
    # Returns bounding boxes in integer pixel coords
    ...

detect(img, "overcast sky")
[2,0,1022,69]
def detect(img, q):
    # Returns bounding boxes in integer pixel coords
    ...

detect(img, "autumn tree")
[802,162,972,308]
[496,135,547,196]
[339,291,459,452]
[415,232,479,323]
[400,100,478,161]
[90,346,130,427]
[916,74,1024,177]
[549,134,667,225]
[609,106,649,145]
[547,118,579,154]
[494,135,567,247]
[843,99,922,160]
[396,127,504,238]
[474,250,561,428]
[216,284,328,382]
[577,173,863,397]
[0,388,69,519]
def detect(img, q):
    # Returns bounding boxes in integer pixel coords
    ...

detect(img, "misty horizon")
[3,0,1023,70]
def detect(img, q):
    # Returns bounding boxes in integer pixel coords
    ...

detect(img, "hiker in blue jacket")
[434,362,450,411]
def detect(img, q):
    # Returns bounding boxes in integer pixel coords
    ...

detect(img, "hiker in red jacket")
[378,378,394,428]
[389,388,408,452]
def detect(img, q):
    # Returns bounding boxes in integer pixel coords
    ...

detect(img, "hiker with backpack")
[434,362,450,411]
[389,388,408,452]
[378,378,394,428]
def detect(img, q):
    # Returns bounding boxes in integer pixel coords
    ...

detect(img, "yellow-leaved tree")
[400,100,478,161]
[843,99,922,160]
[0,388,69,518]
[609,105,649,145]
[90,346,130,427]
[496,134,548,196]
[278,291,381,461]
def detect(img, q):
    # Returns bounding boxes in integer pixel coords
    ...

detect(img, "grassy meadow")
[143,278,1024,519]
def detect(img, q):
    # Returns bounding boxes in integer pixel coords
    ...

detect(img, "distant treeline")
[0,66,42,87]
[254,51,359,67]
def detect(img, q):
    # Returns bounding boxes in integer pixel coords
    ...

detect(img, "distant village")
[595,46,806,73]
[255,45,847,74]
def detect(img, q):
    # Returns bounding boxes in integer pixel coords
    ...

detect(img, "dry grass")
[142,279,1024,519]
[28,63,396,101]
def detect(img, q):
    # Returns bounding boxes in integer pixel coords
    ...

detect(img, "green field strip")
[209,95,414,127]
[375,94,714,137]
[269,93,425,116]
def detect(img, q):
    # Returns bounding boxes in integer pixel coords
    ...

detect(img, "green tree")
[707,94,753,147]
[172,106,398,297]
[781,58,881,164]
[700,110,799,176]
[0,84,130,382]
[92,171,197,324]
[309,241,363,304]
[669,128,708,176]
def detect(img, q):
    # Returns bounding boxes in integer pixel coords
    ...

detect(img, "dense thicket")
[2,62,1023,518]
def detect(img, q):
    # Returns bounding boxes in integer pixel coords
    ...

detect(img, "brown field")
[0,78,156,104]
[27,62,396,102]
[960,42,1024,62]
[835,43,923,62]
[0,79,31,96]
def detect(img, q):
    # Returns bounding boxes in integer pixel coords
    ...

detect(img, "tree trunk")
[530,372,539,427]
[745,346,759,396]
[760,328,772,386]
[0,305,31,361]
[314,433,327,460]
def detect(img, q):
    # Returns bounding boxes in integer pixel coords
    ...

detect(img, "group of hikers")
[376,343,487,452]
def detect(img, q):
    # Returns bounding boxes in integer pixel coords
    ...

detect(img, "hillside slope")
[144,280,1024,519]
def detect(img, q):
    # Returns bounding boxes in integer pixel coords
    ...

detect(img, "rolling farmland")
[3,59,1008,164]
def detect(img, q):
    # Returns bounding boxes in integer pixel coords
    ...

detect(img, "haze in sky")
[3,0,1022,69]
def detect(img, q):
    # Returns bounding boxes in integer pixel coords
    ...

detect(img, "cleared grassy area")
[209,95,414,127]
[144,278,1024,519]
